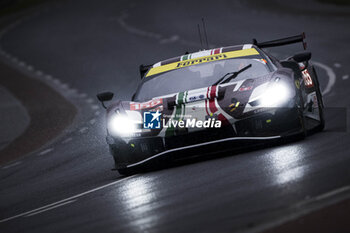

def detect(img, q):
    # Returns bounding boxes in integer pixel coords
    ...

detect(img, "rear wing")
[252,32,307,50]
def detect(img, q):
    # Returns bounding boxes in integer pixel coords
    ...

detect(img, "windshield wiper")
[212,64,252,86]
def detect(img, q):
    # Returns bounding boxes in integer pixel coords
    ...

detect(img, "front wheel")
[296,86,307,139]
[297,107,307,139]
[311,66,325,132]
[314,80,325,132]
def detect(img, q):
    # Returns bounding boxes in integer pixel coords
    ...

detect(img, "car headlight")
[259,82,292,107]
[108,116,138,136]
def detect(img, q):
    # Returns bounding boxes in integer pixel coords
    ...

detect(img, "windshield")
[135,58,272,101]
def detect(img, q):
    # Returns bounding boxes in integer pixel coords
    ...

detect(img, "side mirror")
[96,92,114,109]
[293,52,311,63]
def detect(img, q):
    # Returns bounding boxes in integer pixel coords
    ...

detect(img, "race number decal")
[302,69,313,88]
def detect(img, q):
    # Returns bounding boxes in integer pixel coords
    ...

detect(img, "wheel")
[109,144,136,176]
[297,106,307,139]
[295,83,307,139]
[312,67,325,132]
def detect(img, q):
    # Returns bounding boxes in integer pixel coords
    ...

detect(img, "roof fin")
[202,18,209,49]
[197,24,204,50]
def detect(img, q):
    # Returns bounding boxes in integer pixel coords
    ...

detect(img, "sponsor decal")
[210,48,221,55]
[146,48,260,77]
[188,94,205,102]
[254,58,267,64]
[302,69,313,88]
[143,110,161,129]
[174,88,217,106]
[295,80,300,89]
[130,99,163,111]
[229,101,240,112]
[239,86,253,91]
[149,105,163,112]
[176,54,227,68]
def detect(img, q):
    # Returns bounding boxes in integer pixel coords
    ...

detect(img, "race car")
[97,33,324,175]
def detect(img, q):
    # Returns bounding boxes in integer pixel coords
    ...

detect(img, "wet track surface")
[0,0,349,232]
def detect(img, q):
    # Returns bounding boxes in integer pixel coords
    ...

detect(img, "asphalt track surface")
[0,0,349,232]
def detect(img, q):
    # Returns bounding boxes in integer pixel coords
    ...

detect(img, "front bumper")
[108,108,302,169]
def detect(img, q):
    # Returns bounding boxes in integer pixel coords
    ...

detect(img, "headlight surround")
[108,115,138,137]
[259,82,292,108]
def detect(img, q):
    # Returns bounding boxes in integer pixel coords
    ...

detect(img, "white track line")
[61,137,73,144]
[68,88,77,94]
[60,83,69,89]
[2,161,22,169]
[313,186,350,202]
[35,70,43,76]
[79,127,88,133]
[334,63,341,68]
[0,175,136,223]
[53,78,61,85]
[160,35,179,44]
[117,11,200,47]
[45,74,53,80]
[38,148,53,156]
[24,200,76,217]
[313,61,336,95]
[118,12,162,40]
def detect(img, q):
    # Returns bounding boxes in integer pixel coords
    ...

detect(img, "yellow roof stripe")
[146,48,259,77]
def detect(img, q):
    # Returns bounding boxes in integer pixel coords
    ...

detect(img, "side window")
[267,54,279,67]
[255,48,278,71]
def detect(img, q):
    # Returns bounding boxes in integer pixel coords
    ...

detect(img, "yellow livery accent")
[146,48,260,77]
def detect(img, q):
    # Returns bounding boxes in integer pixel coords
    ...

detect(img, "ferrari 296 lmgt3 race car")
[97,33,324,175]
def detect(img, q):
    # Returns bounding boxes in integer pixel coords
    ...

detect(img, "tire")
[313,89,325,132]
[312,67,325,132]
[297,106,307,139]
[295,83,307,139]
